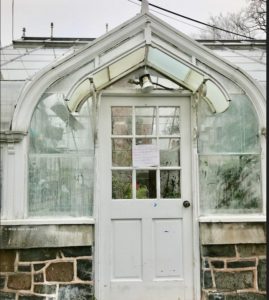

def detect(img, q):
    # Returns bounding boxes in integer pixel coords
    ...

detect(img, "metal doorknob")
[183,200,191,208]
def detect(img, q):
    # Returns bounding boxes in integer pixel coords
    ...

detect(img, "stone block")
[61,247,92,257]
[33,263,45,271]
[19,248,58,262]
[203,271,213,289]
[58,284,93,300]
[211,261,224,268]
[34,273,44,282]
[0,291,16,299]
[0,275,5,289]
[77,259,92,281]
[237,244,266,257]
[257,259,266,291]
[0,250,16,272]
[202,245,236,257]
[214,271,254,291]
[227,260,256,268]
[7,274,31,290]
[46,262,73,282]
[34,284,57,294]
[18,265,31,272]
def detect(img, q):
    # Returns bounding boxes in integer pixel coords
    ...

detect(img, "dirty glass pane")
[159,107,180,135]
[199,155,262,214]
[112,138,132,167]
[29,93,94,217]
[29,93,94,154]
[136,170,156,199]
[28,155,93,217]
[135,107,156,135]
[112,171,132,199]
[111,107,132,135]
[198,95,260,154]
[160,170,181,198]
[160,138,180,166]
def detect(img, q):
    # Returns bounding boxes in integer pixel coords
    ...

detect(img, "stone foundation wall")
[201,244,266,300]
[0,246,93,300]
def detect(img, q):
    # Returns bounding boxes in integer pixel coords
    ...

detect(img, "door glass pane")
[160,138,180,166]
[112,170,132,199]
[136,170,156,199]
[112,107,132,135]
[112,138,132,166]
[160,170,181,198]
[135,107,156,135]
[159,107,180,135]
[136,138,157,145]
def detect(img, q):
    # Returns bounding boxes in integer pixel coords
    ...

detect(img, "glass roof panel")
[203,80,230,113]
[66,79,92,112]
[109,47,145,79]
[93,68,109,89]
[148,47,190,81]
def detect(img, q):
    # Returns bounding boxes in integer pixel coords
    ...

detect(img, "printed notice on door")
[133,144,159,168]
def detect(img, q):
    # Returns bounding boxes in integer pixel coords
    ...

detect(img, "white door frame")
[94,91,201,300]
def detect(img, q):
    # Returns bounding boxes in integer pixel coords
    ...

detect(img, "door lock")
[183,200,191,208]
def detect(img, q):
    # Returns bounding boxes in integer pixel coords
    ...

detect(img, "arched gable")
[11,13,266,133]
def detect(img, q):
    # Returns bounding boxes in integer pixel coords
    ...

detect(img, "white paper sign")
[132,144,159,168]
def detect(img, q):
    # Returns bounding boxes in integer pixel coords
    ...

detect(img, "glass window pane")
[199,155,262,214]
[29,93,94,154]
[28,155,93,217]
[136,138,156,145]
[159,107,180,135]
[160,170,181,198]
[112,170,132,199]
[29,94,94,217]
[135,107,156,135]
[136,170,156,199]
[198,95,260,154]
[112,138,132,167]
[112,107,132,135]
[160,138,180,166]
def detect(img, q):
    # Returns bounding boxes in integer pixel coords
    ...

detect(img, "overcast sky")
[1,0,249,47]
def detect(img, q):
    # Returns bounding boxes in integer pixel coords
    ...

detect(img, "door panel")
[154,219,183,278]
[97,97,193,300]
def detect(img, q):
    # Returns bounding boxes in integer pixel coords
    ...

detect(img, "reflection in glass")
[112,138,132,166]
[111,107,132,135]
[160,170,181,198]
[197,95,260,154]
[135,107,156,135]
[160,138,180,166]
[136,170,156,199]
[28,156,93,216]
[199,155,262,214]
[112,171,132,199]
[29,93,94,217]
[159,107,180,135]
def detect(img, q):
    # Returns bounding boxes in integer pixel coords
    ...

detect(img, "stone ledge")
[0,225,93,249]
[200,223,266,245]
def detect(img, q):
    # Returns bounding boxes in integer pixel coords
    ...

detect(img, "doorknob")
[183,200,191,208]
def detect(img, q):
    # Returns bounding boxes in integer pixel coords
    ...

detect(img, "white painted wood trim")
[198,215,266,223]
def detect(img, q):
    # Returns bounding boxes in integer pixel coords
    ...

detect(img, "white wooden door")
[97,96,193,300]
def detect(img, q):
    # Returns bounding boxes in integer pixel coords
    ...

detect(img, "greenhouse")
[0,4,266,300]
